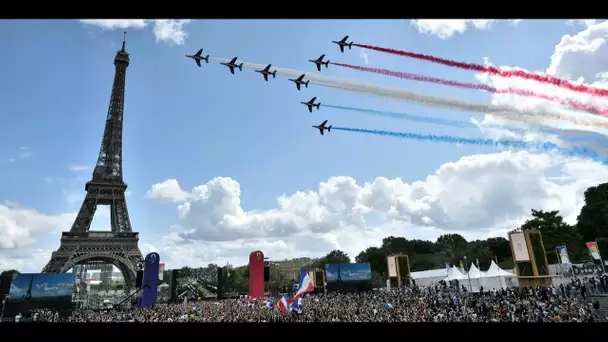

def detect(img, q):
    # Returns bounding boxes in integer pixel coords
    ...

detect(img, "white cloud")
[410,20,522,39]
[68,164,89,172]
[79,19,192,46]
[566,20,600,28]
[145,151,608,268]
[8,146,32,163]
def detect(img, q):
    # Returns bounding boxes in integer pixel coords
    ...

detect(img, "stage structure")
[41,32,143,291]
[387,254,411,288]
[249,251,265,298]
[509,230,551,287]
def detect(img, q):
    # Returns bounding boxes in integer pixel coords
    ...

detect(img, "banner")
[510,233,531,261]
[387,256,397,278]
[586,241,601,260]
[158,263,165,281]
[556,245,570,264]
[139,252,160,308]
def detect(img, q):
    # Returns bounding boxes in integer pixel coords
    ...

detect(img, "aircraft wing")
[316,64,321,72]
[229,57,238,64]
[318,54,325,61]
[196,49,203,56]
[320,120,328,127]
[339,45,344,53]
[320,129,324,135]
[196,59,201,67]
[296,83,301,91]
[264,64,271,71]
[297,74,305,81]
[341,36,349,43]
[263,74,268,81]
[229,66,235,74]
[308,106,313,113]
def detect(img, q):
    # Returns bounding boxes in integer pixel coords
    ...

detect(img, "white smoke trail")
[209,57,608,130]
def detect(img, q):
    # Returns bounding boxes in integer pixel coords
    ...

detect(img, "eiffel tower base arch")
[42,232,143,291]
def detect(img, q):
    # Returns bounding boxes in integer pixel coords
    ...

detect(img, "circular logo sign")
[256,251,263,261]
[148,253,159,262]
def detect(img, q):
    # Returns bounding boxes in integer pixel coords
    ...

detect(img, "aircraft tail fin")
[328,125,332,132]
[305,81,309,88]
[204,55,210,63]
[272,71,277,78]
[325,61,330,67]
[238,63,243,71]
[348,43,353,49]
[316,103,321,109]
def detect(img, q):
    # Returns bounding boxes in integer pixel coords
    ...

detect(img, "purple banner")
[139,252,160,308]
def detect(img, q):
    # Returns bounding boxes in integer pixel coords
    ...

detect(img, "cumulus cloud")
[410,20,522,39]
[146,151,608,268]
[80,19,192,45]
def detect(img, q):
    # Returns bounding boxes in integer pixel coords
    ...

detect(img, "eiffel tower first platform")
[42,33,143,289]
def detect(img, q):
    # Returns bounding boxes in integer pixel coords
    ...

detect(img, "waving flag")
[279,296,292,312]
[290,269,314,302]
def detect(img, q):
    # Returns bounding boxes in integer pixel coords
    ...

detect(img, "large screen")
[339,263,372,281]
[325,263,372,282]
[8,273,74,301]
[31,273,75,300]
[325,264,339,282]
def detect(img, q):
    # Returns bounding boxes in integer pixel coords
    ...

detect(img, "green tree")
[436,234,468,264]
[520,209,585,263]
[356,247,387,276]
[485,237,512,263]
[577,183,608,242]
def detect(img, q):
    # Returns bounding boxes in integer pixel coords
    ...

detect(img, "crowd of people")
[9,275,607,323]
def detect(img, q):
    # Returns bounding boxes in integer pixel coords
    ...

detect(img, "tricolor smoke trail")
[332,126,603,163]
[323,104,608,146]
[331,62,608,117]
[353,43,608,98]
[208,57,608,130]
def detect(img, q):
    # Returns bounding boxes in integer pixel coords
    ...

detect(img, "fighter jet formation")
[309,54,330,72]
[301,97,321,113]
[186,35,354,137]
[220,57,244,74]
[255,64,277,81]
[289,74,310,91]
[313,120,332,135]
[185,49,210,67]
[332,36,353,53]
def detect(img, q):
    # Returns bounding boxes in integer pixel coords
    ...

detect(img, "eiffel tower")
[42,32,143,290]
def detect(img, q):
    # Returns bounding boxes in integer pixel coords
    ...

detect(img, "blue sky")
[1,19,606,271]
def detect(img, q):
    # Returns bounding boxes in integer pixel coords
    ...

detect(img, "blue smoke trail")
[332,126,605,163]
[323,104,608,146]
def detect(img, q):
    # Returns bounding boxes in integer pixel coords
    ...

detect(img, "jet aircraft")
[309,54,330,72]
[301,97,321,113]
[312,120,332,135]
[185,49,210,67]
[332,36,354,53]
[220,57,244,74]
[288,74,310,91]
[255,64,277,81]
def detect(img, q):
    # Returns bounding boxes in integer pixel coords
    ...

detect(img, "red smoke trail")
[331,62,608,117]
[353,43,608,98]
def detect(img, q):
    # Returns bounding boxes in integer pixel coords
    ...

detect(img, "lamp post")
[464,255,472,292]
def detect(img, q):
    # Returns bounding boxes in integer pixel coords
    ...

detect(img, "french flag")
[279,296,292,312]
[290,268,314,302]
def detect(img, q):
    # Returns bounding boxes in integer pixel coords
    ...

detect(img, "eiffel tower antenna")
[42,32,143,292]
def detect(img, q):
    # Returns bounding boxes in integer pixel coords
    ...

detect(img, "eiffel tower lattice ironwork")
[42,32,143,289]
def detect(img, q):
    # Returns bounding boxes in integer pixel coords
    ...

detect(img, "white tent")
[480,261,516,290]
[445,266,467,282]
[467,264,484,279]
[464,263,484,292]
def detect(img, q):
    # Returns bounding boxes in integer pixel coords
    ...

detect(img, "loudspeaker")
[135,270,143,288]
[217,267,224,295]
[169,270,179,302]
[264,265,270,282]
[0,275,11,297]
